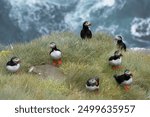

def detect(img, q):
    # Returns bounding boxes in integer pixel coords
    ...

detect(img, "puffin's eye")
[90,79,94,83]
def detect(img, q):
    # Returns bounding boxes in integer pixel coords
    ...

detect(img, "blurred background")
[0,0,150,48]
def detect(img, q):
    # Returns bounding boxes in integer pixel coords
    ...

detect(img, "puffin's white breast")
[50,50,62,60]
[109,58,122,66]
[86,85,99,91]
[122,78,133,85]
[6,64,20,72]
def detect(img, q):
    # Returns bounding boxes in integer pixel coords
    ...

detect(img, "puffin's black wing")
[114,74,125,84]
[124,75,131,81]
[86,30,92,38]
[80,29,86,39]
[86,80,91,86]
[55,48,61,52]
[114,74,131,84]
[109,56,115,61]
[121,43,126,51]
[117,40,126,51]
[6,61,16,66]
[80,29,92,39]
[109,55,120,61]
[86,80,97,86]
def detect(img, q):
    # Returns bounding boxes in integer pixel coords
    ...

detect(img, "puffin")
[80,21,92,39]
[109,50,123,70]
[6,57,21,73]
[86,77,99,91]
[115,35,126,51]
[49,42,62,66]
[113,69,133,91]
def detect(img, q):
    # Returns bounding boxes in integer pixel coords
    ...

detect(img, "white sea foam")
[131,47,147,51]
[7,0,69,34]
[131,17,150,38]
[65,0,116,29]
[6,0,126,35]
[130,47,150,54]
[64,0,125,31]
[95,25,119,34]
[8,0,48,32]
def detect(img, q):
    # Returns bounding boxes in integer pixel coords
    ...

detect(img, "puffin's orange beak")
[17,60,21,63]
[88,23,91,26]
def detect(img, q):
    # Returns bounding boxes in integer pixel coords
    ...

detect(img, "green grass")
[0,32,150,100]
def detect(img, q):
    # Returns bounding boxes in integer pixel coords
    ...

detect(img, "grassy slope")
[0,32,150,100]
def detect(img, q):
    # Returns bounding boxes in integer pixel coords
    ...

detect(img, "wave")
[130,47,150,54]
[2,0,126,37]
[95,25,119,35]
[131,17,150,38]
[7,0,75,34]
[0,0,149,48]
[7,0,126,35]
[64,0,126,31]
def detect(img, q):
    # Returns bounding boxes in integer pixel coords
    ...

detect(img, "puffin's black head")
[114,50,123,56]
[83,21,91,28]
[115,35,123,43]
[124,69,133,77]
[50,42,56,49]
[87,77,99,86]
[11,57,20,64]
[115,35,122,40]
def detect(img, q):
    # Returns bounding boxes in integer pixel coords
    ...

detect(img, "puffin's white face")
[124,70,132,76]
[84,21,91,26]
[50,42,56,48]
[89,77,99,84]
[12,57,20,63]
[89,79,96,84]
[115,35,122,41]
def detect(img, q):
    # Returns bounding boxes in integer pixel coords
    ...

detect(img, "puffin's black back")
[80,23,92,39]
[114,74,131,84]
[6,60,17,66]
[117,40,126,51]
[109,54,122,61]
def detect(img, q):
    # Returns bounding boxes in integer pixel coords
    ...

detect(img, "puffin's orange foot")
[58,59,62,65]
[112,66,123,70]
[124,85,130,92]
[52,60,58,66]
[112,66,118,70]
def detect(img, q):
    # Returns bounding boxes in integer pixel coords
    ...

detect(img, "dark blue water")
[0,0,150,48]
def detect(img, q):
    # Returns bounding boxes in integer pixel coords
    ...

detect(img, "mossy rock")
[28,64,65,81]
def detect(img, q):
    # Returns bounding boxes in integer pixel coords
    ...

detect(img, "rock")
[28,64,65,80]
